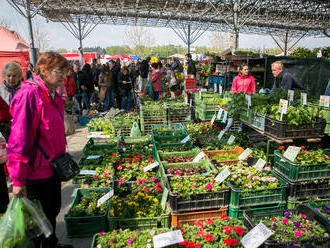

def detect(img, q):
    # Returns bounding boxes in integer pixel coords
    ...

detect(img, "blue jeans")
[121,91,132,111]
[105,89,115,110]
[139,77,148,92]
[153,91,160,101]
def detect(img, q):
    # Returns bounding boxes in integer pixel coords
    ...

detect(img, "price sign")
[320,95,330,107]
[211,114,217,125]
[218,130,226,141]
[246,95,251,107]
[227,135,236,145]
[241,222,273,248]
[199,91,202,100]
[283,146,301,162]
[153,230,184,248]
[192,152,205,162]
[278,99,288,121]
[217,108,223,120]
[288,90,294,102]
[79,170,96,175]
[214,168,231,184]
[200,88,207,92]
[219,85,223,95]
[238,148,252,160]
[143,162,159,172]
[184,96,188,105]
[97,189,114,207]
[214,83,218,93]
[189,98,193,107]
[87,132,110,139]
[161,188,169,210]
[222,111,228,123]
[253,158,266,170]
[86,155,102,160]
[301,93,307,105]
[181,135,190,144]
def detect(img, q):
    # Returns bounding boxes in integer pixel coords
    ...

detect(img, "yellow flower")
[109,208,115,216]
[150,57,158,63]
[153,198,158,203]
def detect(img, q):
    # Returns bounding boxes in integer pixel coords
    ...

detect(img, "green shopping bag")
[130,121,142,137]
[0,197,53,248]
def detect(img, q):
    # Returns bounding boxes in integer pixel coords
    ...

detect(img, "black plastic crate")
[164,176,230,213]
[167,106,192,123]
[264,116,325,140]
[243,204,330,247]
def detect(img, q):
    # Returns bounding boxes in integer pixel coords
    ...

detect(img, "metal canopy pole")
[78,18,83,49]
[233,0,240,54]
[284,30,289,56]
[187,24,191,53]
[26,0,37,65]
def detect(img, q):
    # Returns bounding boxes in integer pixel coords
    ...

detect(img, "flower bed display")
[203,147,244,166]
[185,122,219,143]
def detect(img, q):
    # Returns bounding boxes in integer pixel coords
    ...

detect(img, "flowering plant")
[169,174,226,197]
[109,192,163,218]
[260,211,328,246]
[166,166,208,176]
[116,177,163,196]
[186,122,219,143]
[82,166,114,188]
[313,205,330,222]
[278,146,330,165]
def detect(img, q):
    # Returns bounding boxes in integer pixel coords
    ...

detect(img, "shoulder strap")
[34,140,50,161]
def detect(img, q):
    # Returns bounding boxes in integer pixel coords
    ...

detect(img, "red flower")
[195,242,201,248]
[117,165,123,170]
[112,153,117,157]
[179,239,187,245]
[270,217,277,222]
[224,238,237,246]
[206,218,213,225]
[150,177,156,182]
[278,146,285,150]
[155,182,161,187]
[223,226,232,234]
[125,157,131,162]
[234,226,245,236]
[300,146,305,149]
[221,215,228,220]
[186,241,195,248]
[195,220,202,226]
[148,158,154,162]
[204,233,214,242]
[180,228,185,234]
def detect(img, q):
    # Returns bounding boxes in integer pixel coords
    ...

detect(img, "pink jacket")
[7,75,66,186]
[151,69,162,92]
[231,74,256,94]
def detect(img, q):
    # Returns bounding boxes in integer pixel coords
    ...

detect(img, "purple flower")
[149,230,155,236]
[282,228,287,233]
[272,222,277,227]
[314,208,321,213]
[293,221,301,228]
[284,211,291,217]
[278,237,283,243]
[324,205,330,213]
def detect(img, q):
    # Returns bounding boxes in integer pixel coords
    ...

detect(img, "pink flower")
[294,231,302,237]
[118,179,125,185]
[103,173,109,178]
[175,170,181,175]
[191,184,196,188]
[106,179,111,184]
[99,232,104,235]
[127,239,132,245]
[232,174,238,179]
[109,238,114,242]
[300,214,307,219]
[83,184,89,188]
[132,236,136,240]
[264,167,271,171]
[150,177,156,182]
[247,171,253,178]
[282,218,289,224]
[114,229,118,233]
[205,183,213,190]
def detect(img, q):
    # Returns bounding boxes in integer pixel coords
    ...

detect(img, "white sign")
[288,90,294,102]
[253,158,266,170]
[238,148,252,160]
[97,189,114,207]
[214,168,231,184]
[190,98,193,107]
[184,96,188,105]
[227,135,236,145]
[116,129,121,137]
[192,152,205,162]
[241,222,273,248]
[153,230,184,248]
[278,99,288,114]
[143,162,159,172]
[217,108,223,120]
[79,170,97,175]
[283,146,301,162]
[219,85,223,95]
[320,95,330,107]
[214,83,218,93]
[87,132,110,139]
[246,95,251,107]
[222,111,228,123]
[200,88,207,92]
[181,135,190,143]
[211,114,216,125]
[218,130,226,141]
[301,93,307,105]
[161,188,169,210]
[86,155,102,160]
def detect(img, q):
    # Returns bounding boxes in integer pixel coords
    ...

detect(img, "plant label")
[184,96,188,105]
[153,230,184,248]
[288,90,294,102]
[199,91,202,100]
[202,172,209,176]
[79,170,96,175]
[222,111,228,123]
[217,108,223,120]
[219,85,223,95]
[181,135,190,143]
[320,95,330,107]
[301,93,307,105]
[214,83,218,93]
[87,132,110,138]
[253,158,266,170]
[218,130,226,141]
[278,99,288,114]
[161,188,169,210]
[241,222,273,248]
[143,162,159,172]
[215,168,231,184]
[86,155,102,160]
[200,88,207,92]
[211,114,217,125]
[227,135,236,145]
[97,189,114,207]
[246,95,251,107]
[238,148,252,160]
[193,152,205,162]
[283,146,301,162]
[116,129,121,138]
[190,98,193,107]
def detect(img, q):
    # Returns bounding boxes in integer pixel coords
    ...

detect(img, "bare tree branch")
[124,25,155,56]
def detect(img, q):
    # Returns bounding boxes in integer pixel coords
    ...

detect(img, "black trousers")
[0,163,9,213]
[26,177,61,248]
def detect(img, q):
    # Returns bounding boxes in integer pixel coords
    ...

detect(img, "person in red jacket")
[0,96,11,216]
[151,62,162,101]
[63,67,76,98]
[231,63,256,94]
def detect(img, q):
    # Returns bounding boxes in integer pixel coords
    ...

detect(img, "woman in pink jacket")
[231,63,256,94]
[7,52,72,248]
[151,62,162,101]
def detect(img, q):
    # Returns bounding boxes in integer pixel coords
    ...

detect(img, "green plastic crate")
[151,123,187,137]
[64,187,111,238]
[195,108,218,121]
[156,148,202,162]
[251,112,265,131]
[152,133,188,146]
[226,171,287,208]
[288,197,330,210]
[309,198,330,223]
[83,138,119,153]
[229,202,286,220]
[122,135,151,144]
[273,150,330,182]
[239,108,253,124]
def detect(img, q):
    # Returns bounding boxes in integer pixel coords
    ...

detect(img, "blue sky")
[1,0,329,52]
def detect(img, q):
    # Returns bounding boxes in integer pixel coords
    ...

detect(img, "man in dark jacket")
[139,57,150,92]
[185,53,196,77]
[270,61,305,94]
[73,63,89,114]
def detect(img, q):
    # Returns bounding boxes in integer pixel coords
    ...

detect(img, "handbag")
[0,122,11,142]
[34,141,80,182]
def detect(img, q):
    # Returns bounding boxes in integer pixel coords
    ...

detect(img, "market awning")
[107,54,133,61]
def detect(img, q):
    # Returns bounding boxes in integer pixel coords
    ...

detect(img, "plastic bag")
[130,122,142,137]
[0,197,53,248]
